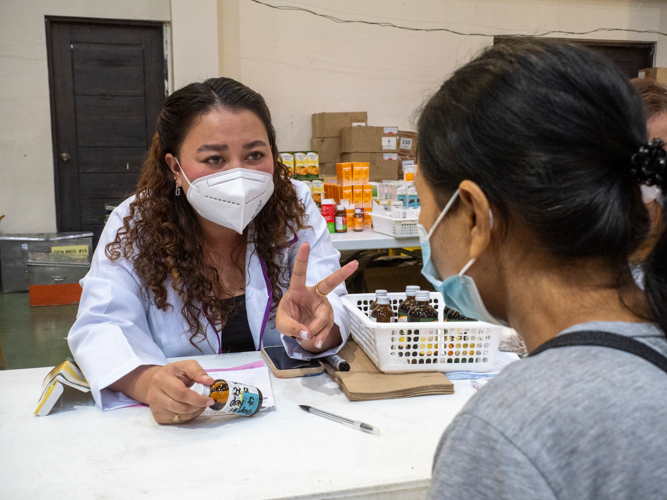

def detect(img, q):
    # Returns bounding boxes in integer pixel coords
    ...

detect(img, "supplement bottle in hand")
[190,379,263,417]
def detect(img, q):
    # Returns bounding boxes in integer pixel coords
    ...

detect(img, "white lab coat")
[68,180,350,410]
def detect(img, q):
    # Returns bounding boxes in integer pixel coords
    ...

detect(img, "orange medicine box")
[336,162,353,184]
[352,162,364,183]
[352,162,370,184]
[340,185,352,204]
[364,213,372,228]
[363,185,373,205]
[353,185,364,206]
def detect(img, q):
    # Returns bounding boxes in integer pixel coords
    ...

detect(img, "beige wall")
[217,0,667,152]
[171,0,219,89]
[1,0,666,234]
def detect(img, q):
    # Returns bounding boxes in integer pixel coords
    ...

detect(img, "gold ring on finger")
[314,283,327,298]
[172,413,181,423]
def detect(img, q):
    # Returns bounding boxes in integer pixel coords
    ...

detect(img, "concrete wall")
[1,0,666,234]
[216,0,667,152]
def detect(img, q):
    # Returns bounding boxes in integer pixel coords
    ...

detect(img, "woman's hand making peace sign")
[276,243,358,352]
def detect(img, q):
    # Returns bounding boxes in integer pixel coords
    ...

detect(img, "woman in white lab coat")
[68,78,357,424]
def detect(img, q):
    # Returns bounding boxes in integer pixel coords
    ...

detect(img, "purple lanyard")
[202,234,297,353]
[203,259,272,353]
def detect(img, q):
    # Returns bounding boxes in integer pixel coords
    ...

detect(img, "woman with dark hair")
[415,41,667,498]
[68,78,357,424]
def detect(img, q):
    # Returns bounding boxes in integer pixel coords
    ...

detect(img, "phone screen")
[264,345,322,370]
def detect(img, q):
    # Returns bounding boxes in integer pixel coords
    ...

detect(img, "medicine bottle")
[408,290,438,322]
[397,285,420,322]
[190,379,263,417]
[353,206,364,232]
[445,306,475,322]
[370,289,388,311]
[370,296,395,323]
[335,205,347,233]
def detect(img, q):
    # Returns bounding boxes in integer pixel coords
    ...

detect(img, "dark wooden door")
[494,37,655,79]
[46,17,165,242]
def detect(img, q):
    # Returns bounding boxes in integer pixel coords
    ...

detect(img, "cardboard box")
[336,162,353,184]
[319,162,337,178]
[294,152,308,179]
[397,131,418,155]
[310,137,341,163]
[638,67,667,84]
[306,151,319,179]
[279,152,295,176]
[398,154,417,180]
[352,185,364,206]
[342,152,400,181]
[341,126,398,153]
[352,162,369,184]
[312,112,368,138]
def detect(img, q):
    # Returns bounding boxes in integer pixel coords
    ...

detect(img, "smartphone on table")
[261,345,324,379]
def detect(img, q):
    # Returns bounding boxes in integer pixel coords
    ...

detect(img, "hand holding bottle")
[143,361,217,424]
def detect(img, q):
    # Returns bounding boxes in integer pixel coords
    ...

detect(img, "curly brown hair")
[106,78,309,348]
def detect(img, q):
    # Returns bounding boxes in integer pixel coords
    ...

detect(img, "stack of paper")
[324,340,454,401]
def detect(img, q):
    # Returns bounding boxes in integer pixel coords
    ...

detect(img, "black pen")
[299,405,380,435]
[325,353,350,371]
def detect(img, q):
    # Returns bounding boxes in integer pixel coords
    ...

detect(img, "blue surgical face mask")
[418,189,508,326]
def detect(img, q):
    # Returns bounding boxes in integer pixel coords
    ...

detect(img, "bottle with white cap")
[397,285,420,322]
[370,295,395,323]
[369,289,388,311]
[407,290,438,323]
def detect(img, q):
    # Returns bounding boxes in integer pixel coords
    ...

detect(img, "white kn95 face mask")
[175,158,274,234]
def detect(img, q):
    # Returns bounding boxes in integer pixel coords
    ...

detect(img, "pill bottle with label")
[369,289,388,311]
[190,379,263,417]
[407,291,438,323]
[335,205,347,233]
[353,206,364,232]
[397,285,420,322]
[370,296,395,323]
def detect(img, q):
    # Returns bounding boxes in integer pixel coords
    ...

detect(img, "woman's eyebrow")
[197,143,228,152]
[243,140,268,149]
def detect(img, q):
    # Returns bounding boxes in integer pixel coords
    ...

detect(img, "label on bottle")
[419,318,437,322]
[335,215,347,231]
[397,313,408,322]
[201,381,261,417]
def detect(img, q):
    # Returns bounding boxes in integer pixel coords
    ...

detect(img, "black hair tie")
[630,138,666,188]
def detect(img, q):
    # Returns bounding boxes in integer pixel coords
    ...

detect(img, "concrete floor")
[0,292,76,369]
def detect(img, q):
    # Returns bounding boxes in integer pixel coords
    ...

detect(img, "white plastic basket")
[341,292,501,373]
[369,212,419,238]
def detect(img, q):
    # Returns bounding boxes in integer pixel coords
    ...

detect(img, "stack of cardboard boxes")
[396,130,417,180]
[310,112,418,181]
[340,126,401,181]
[311,112,368,177]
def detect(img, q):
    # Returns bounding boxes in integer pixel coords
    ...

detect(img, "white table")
[330,230,419,251]
[0,352,476,500]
